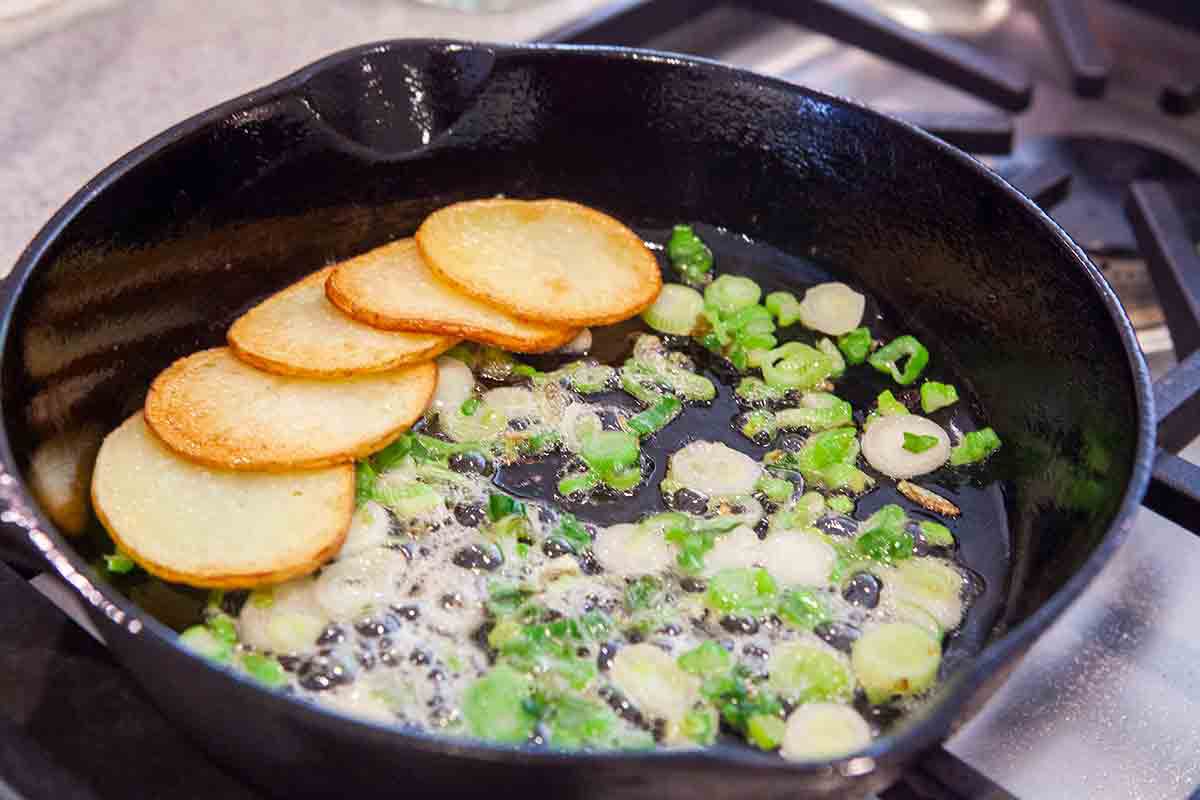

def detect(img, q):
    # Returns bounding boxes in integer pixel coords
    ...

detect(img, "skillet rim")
[0,39,1155,775]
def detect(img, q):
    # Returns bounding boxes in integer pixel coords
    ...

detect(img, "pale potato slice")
[416,198,662,327]
[145,347,435,470]
[91,414,352,588]
[28,424,103,535]
[326,239,578,353]
[228,267,458,377]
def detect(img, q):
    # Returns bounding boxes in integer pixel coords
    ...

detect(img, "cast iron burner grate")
[534,2,1200,798]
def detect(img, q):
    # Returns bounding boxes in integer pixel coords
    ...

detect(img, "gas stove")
[2,1,1199,798]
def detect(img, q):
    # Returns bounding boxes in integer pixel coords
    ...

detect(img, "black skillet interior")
[0,41,1151,798]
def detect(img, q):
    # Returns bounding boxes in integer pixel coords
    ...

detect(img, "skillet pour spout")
[0,40,1153,799]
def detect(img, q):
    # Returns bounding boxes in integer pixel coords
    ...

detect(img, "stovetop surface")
[2,1,1199,798]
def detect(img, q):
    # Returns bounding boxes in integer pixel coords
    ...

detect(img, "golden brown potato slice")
[145,348,435,471]
[28,424,103,535]
[92,414,352,588]
[326,239,578,353]
[228,266,458,377]
[416,198,661,327]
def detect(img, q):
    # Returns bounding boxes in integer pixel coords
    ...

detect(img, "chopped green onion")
[626,396,683,438]
[767,429,872,492]
[240,653,287,688]
[920,381,959,413]
[370,435,413,472]
[740,410,777,441]
[774,396,854,432]
[103,552,136,574]
[508,363,537,379]
[667,224,714,285]
[827,495,854,515]
[727,303,775,335]
[765,291,804,327]
[950,427,1002,465]
[557,471,599,496]
[757,342,836,390]
[837,327,872,365]
[621,340,716,403]
[706,567,778,617]
[662,516,739,574]
[701,666,783,734]
[704,274,762,314]
[864,503,907,532]
[868,335,930,385]
[460,396,481,417]
[755,475,794,504]
[623,575,664,613]
[677,640,733,678]
[464,665,537,743]
[876,389,907,416]
[354,460,378,507]
[903,432,939,453]
[918,520,955,548]
[564,363,617,394]
[681,706,719,746]
[856,526,914,565]
[768,492,825,531]
[581,430,641,482]
[206,612,239,645]
[747,714,787,751]
[642,283,705,336]
[517,430,560,456]
[373,481,442,518]
[556,514,593,553]
[767,643,854,705]
[778,589,830,630]
[816,338,845,378]
[735,376,787,404]
[179,626,233,663]
[487,492,525,521]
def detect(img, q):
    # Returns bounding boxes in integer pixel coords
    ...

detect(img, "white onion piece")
[482,386,540,421]
[338,501,390,558]
[557,329,593,354]
[237,578,327,654]
[861,414,950,479]
[797,282,866,336]
[610,643,701,728]
[431,356,475,415]
[559,403,604,453]
[702,525,764,576]
[668,440,761,497]
[781,703,872,761]
[593,522,676,577]
[761,530,836,587]
[314,549,407,619]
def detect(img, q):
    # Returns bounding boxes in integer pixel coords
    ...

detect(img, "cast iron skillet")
[0,41,1153,799]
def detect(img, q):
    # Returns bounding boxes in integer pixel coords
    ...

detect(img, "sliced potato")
[326,239,578,353]
[145,347,435,471]
[416,198,662,327]
[228,267,458,377]
[28,424,103,535]
[91,414,352,588]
